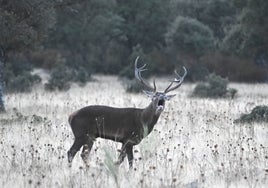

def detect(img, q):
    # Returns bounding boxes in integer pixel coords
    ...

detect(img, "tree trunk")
[0,49,5,112]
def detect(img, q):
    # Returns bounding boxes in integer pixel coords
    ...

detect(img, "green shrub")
[3,53,42,93]
[192,73,237,98]
[227,88,238,99]
[45,64,92,91]
[6,72,41,93]
[45,79,71,91]
[45,65,72,91]
[72,67,92,86]
[235,105,268,123]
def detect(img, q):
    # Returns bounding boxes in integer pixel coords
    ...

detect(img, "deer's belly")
[95,130,143,145]
[87,115,143,144]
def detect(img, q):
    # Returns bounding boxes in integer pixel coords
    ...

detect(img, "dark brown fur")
[68,110,78,125]
[67,57,186,168]
[67,100,163,168]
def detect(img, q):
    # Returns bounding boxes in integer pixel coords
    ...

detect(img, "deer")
[67,56,187,168]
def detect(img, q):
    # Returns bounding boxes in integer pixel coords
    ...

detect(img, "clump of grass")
[192,73,237,98]
[103,146,119,188]
[235,105,268,123]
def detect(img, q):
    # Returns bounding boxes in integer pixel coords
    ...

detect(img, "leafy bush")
[5,72,41,93]
[192,73,237,98]
[235,105,268,123]
[72,67,92,86]
[45,64,92,91]
[227,88,238,99]
[45,65,72,91]
[2,53,42,93]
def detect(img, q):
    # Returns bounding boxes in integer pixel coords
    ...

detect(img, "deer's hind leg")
[80,137,94,166]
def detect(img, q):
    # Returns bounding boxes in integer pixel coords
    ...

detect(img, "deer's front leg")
[126,144,134,168]
[67,137,85,164]
[115,143,127,165]
[115,143,134,169]
[80,139,94,166]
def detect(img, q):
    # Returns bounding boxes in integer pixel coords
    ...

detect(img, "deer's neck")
[140,102,161,134]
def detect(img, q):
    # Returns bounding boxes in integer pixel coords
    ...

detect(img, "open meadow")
[0,75,268,188]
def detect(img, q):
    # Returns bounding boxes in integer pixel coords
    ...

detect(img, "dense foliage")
[165,16,215,57]
[0,0,267,97]
[235,105,268,123]
[192,73,237,98]
[0,0,57,96]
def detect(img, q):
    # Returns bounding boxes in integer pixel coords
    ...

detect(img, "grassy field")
[0,75,268,188]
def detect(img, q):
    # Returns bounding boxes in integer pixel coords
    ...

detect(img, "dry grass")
[0,75,268,188]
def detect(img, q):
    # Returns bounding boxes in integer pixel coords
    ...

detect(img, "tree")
[116,0,172,52]
[47,0,126,74]
[198,0,235,41]
[47,0,173,75]
[0,0,56,54]
[173,0,235,41]
[222,0,268,63]
[165,16,216,81]
[0,0,57,109]
[165,16,215,57]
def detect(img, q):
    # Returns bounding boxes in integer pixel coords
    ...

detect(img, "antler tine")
[164,66,187,93]
[134,56,156,92]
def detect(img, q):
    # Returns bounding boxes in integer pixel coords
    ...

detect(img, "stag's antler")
[164,66,187,93]
[135,56,156,92]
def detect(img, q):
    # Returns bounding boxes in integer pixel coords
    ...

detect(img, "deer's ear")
[143,90,155,98]
[165,94,176,100]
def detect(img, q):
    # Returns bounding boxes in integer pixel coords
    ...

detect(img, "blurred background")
[0,0,267,97]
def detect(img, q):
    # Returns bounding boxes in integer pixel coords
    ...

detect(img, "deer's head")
[135,56,187,115]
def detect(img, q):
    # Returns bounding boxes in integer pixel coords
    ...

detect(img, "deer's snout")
[158,98,165,106]
[155,98,165,114]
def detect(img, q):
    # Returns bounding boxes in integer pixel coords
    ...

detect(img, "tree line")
[0,0,268,111]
